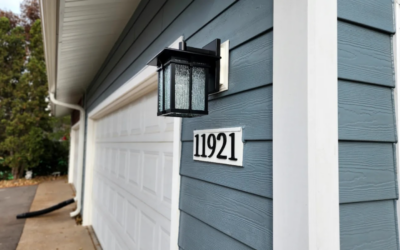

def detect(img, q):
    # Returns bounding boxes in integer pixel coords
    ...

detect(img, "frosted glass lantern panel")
[158,69,163,112]
[164,65,171,110]
[191,67,206,111]
[175,64,190,109]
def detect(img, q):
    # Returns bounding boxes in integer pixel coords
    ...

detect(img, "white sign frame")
[193,127,243,167]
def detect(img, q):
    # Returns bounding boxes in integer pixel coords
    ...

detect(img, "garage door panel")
[94,200,133,250]
[162,153,173,204]
[93,177,171,250]
[95,93,174,143]
[128,149,141,187]
[118,149,128,180]
[95,168,171,220]
[126,201,138,243]
[93,143,173,219]
[110,148,118,177]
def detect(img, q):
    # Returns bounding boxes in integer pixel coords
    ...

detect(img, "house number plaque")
[193,127,243,167]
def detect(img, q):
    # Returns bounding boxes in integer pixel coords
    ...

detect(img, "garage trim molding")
[273,0,340,249]
[68,122,80,184]
[82,37,184,250]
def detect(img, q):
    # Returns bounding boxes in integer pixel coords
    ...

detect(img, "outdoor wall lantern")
[148,39,229,117]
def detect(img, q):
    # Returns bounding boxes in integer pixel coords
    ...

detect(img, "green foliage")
[0,14,70,178]
[33,139,69,177]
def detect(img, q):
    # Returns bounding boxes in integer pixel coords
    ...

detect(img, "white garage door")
[91,90,175,250]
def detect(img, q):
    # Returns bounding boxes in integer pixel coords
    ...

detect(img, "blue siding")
[338,21,394,87]
[181,141,272,198]
[338,0,395,33]
[180,177,273,249]
[340,201,399,250]
[179,212,252,250]
[339,142,397,203]
[210,31,273,100]
[181,86,272,141]
[338,1,399,249]
[338,80,396,142]
[178,0,274,248]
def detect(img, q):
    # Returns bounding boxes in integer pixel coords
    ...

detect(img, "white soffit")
[41,0,140,116]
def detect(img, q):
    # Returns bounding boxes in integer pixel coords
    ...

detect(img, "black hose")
[16,198,75,219]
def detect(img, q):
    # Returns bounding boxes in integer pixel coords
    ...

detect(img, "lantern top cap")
[147,47,220,67]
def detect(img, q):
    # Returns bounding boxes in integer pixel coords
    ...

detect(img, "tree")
[0,0,70,179]
[0,19,50,179]
[20,0,40,40]
[0,10,21,29]
[0,17,26,178]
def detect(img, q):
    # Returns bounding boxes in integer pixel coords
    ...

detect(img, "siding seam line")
[229,27,273,51]
[337,17,395,35]
[178,210,256,249]
[338,77,395,89]
[340,198,400,205]
[208,84,273,102]
[338,139,397,143]
[178,175,273,200]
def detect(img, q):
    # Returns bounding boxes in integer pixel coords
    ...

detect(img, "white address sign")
[193,127,243,167]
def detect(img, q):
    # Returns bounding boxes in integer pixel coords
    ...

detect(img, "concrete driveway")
[17,180,97,250]
[0,185,37,250]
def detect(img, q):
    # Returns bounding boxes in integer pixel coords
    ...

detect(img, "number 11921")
[193,128,243,167]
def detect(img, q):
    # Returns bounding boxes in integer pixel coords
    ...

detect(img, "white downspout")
[49,92,85,217]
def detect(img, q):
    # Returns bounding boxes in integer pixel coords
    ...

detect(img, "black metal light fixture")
[148,39,222,117]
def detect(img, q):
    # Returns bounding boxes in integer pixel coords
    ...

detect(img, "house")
[40,0,399,249]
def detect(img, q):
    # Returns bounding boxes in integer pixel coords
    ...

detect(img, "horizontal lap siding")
[179,212,252,250]
[180,141,272,198]
[338,22,394,87]
[210,31,273,100]
[176,0,273,249]
[181,86,272,141]
[179,177,273,250]
[340,201,399,250]
[339,142,397,203]
[338,80,396,142]
[338,0,395,33]
[337,1,398,249]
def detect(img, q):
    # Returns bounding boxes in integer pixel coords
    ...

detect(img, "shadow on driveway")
[0,185,37,250]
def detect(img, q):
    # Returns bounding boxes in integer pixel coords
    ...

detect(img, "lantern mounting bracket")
[179,39,221,94]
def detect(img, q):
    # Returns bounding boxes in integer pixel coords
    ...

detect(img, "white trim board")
[83,37,184,250]
[273,0,340,249]
[68,122,80,184]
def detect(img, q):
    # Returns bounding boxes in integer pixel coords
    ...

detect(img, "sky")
[0,0,23,14]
